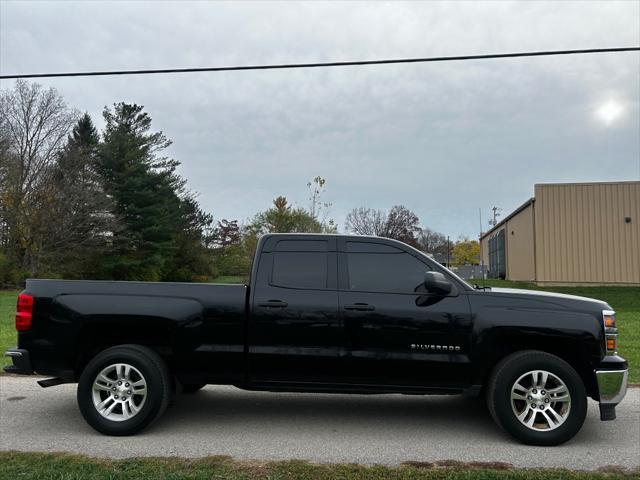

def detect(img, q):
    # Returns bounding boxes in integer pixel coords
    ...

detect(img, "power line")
[1,47,638,80]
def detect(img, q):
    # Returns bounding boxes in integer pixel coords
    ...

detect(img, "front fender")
[470,302,603,395]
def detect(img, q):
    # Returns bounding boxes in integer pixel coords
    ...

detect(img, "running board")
[37,377,73,388]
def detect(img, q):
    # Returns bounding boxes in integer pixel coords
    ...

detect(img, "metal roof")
[480,197,535,240]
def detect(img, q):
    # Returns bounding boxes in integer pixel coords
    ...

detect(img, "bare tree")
[385,205,421,247]
[0,80,77,275]
[0,113,13,250]
[417,227,448,254]
[344,207,388,236]
[307,175,336,232]
[1,80,76,199]
[345,205,422,246]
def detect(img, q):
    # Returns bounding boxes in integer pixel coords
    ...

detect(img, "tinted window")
[272,252,328,289]
[346,241,401,253]
[276,240,328,252]
[347,252,430,293]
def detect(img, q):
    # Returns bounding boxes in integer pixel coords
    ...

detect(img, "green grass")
[0,289,18,368]
[470,279,639,383]
[0,452,636,480]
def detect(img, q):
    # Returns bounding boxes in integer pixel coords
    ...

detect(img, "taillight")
[16,293,34,332]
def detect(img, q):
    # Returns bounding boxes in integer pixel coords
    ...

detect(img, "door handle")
[258,300,289,308]
[344,303,375,311]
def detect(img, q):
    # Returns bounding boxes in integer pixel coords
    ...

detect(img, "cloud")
[1,0,638,236]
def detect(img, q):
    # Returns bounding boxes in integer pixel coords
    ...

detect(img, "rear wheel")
[77,345,171,435]
[486,350,587,446]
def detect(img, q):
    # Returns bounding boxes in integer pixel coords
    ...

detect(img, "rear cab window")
[272,252,328,289]
[270,239,332,290]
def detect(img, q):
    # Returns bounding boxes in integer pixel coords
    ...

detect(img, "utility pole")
[479,208,486,285]
[489,206,502,227]
[446,235,450,267]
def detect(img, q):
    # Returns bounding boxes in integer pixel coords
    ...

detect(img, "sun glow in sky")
[596,99,624,126]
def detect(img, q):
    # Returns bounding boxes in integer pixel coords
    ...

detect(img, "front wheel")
[77,345,171,435]
[486,350,587,446]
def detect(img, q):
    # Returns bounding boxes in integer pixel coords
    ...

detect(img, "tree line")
[0,80,479,287]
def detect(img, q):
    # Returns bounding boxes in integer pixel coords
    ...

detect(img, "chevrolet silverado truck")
[5,233,628,444]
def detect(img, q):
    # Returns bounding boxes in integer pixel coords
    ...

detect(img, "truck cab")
[248,234,473,390]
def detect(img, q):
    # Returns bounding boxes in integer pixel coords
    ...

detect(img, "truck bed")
[20,279,248,380]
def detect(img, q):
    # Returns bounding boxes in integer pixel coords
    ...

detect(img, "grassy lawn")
[0,289,18,368]
[2,281,638,382]
[0,452,636,479]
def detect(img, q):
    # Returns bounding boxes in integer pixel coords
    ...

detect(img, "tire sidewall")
[492,353,587,446]
[77,346,167,435]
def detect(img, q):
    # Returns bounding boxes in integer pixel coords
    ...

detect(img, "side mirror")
[424,271,452,294]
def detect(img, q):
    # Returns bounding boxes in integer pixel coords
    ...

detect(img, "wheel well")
[477,342,598,398]
[74,321,175,377]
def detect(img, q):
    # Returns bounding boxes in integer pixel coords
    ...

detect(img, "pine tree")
[161,195,216,282]
[98,103,182,280]
[42,113,116,278]
[247,196,325,235]
[97,103,215,282]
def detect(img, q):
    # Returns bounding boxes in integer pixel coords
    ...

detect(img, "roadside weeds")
[0,451,638,480]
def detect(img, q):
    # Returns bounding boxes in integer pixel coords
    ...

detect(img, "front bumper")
[594,355,628,421]
[3,348,34,375]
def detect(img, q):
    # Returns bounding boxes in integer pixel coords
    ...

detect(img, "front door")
[249,237,343,384]
[337,238,473,389]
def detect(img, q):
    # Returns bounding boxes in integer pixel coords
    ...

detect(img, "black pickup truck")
[5,233,628,445]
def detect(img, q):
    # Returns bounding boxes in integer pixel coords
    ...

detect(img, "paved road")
[0,376,638,470]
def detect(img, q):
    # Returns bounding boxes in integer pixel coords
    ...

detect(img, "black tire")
[77,344,171,436]
[486,350,587,446]
[181,383,206,394]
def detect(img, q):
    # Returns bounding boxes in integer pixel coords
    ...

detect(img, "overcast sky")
[1,1,639,238]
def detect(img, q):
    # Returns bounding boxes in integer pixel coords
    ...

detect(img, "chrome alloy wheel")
[91,363,147,422]
[510,370,571,431]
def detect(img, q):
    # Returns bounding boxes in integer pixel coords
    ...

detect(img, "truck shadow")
[3,383,620,452]
[149,387,613,448]
[156,386,500,436]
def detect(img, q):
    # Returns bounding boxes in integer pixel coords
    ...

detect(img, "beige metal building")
[480,181,640,285]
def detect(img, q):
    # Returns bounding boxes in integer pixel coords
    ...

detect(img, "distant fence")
[451,265,487,280]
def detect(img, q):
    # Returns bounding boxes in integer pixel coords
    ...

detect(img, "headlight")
[603,310,616,328]
[602,309,618,355]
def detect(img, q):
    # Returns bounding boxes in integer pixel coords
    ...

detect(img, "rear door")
[337,238,473,388]
[249,237,343,384]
